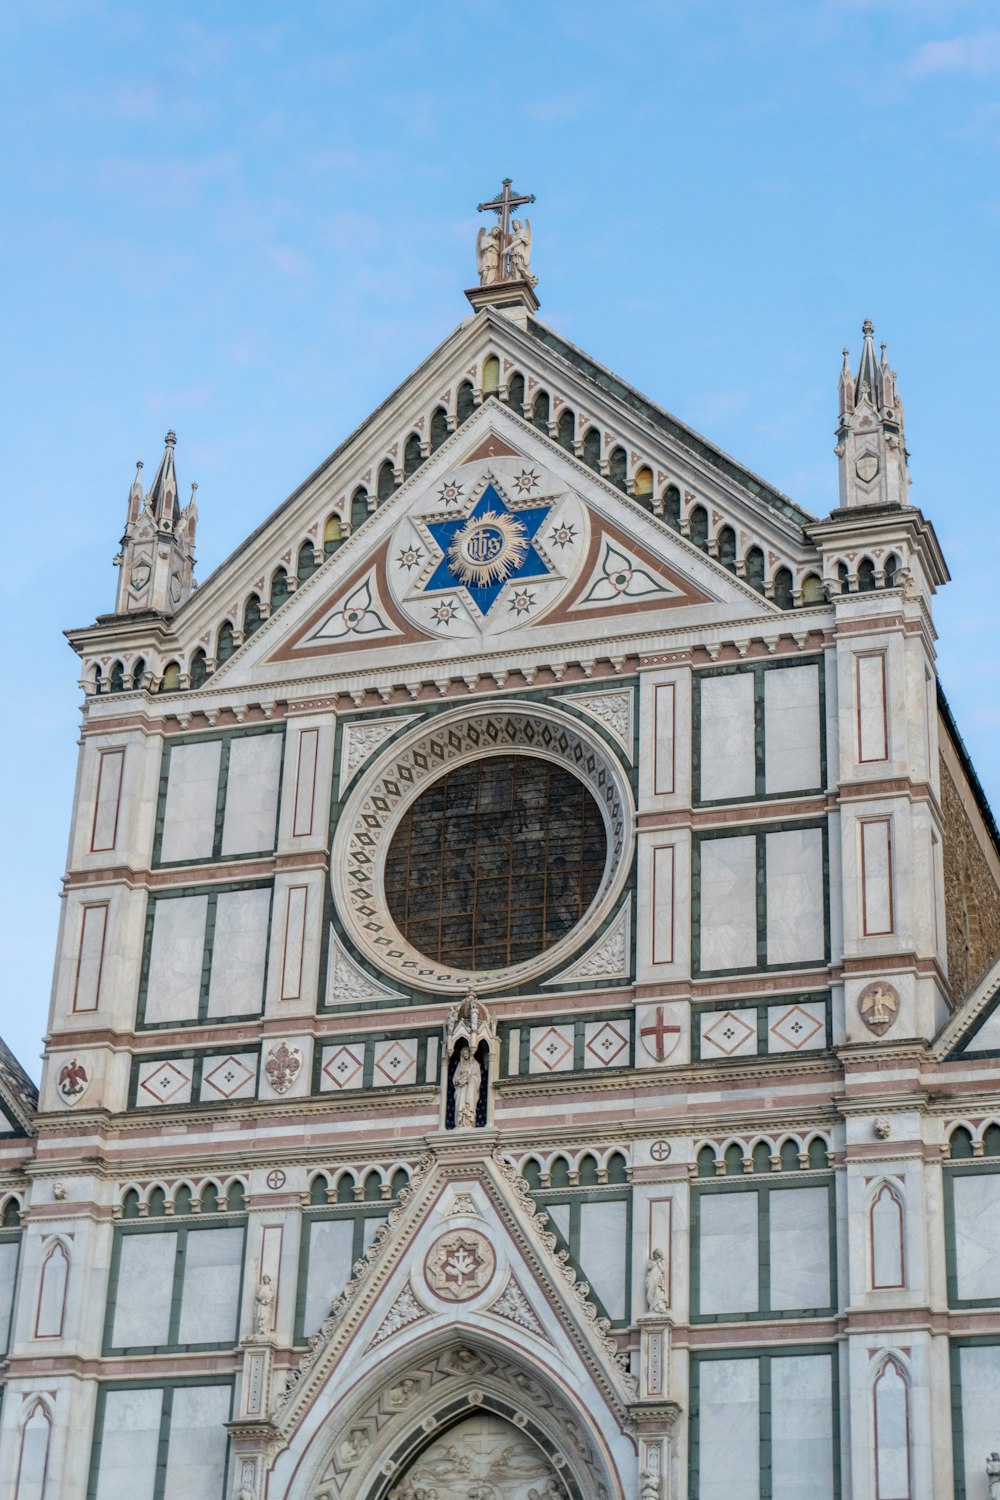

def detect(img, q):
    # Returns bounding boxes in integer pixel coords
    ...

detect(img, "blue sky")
[2,0,998,1077]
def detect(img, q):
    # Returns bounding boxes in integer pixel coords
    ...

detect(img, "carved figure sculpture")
[476,225,502,285]
[988,1452,1000,1500]
[453,1044,482,1129]
[253,1274,274,1336]
[644,1249,669,1314]
[505,219,536,285]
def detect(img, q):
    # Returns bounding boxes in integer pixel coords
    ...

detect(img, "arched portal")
[378,1411,570,1500]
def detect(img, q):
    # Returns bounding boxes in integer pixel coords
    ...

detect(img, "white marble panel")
[873,1359,910,1499]
[199,1052,258,1102]
[362,1215,388,1253]
[765,827,825,964]
[861,818,894,936]
[953,1174,1000,1300]
[92,747,125,852]
[764,664,821,794]
[769,1186,831,1310]
[871,1184,905,1288]
[856,651,888,762]
[145,895,208,1024]
[771,1353,834,1499]
[958,1344,1000,1500]
[280,884,308,1000]
[162,1384,232,1500]
[291,726,320,836]
[14,1399,51,1500]
[583,1018,631,1068]
[206,888,271,1018]
[579,1198,627,1320]
[698,1357,760,1500]
[967,1006,1000,1052]
[651,844,675,964]
[159,741,221,863]
[136,1058,194,1107]
[699,836,757,971]
[767,1001,826,1054]
[303,1219,354,1333]
[221,733,283,855]
[74,902,109,1012]
[528,1024,574,1073]
[0,1241,19,1353]
[700,1008,757,1059]
[372,1037,419,1087]
[176,1226,243,1345]
[111,1232,177,1347]
[654,681,676,795]
[546,1203,571,1242]
[35,1240,69,1335]
[698,1192,759,1314]
[700,673,756,801]
[93,1386,163,1500]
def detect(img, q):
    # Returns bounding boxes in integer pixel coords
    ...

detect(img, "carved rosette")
[424,1228,496,1302]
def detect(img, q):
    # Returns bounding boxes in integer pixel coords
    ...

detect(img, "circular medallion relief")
[424,1228,496,1302]
[330,702,634,994]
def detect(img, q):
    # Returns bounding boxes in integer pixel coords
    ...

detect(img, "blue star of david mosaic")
[422,483,552,616]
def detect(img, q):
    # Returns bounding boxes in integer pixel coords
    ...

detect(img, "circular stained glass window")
[384,754,607,972]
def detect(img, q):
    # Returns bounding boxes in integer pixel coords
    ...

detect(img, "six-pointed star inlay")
[421,482,553,617]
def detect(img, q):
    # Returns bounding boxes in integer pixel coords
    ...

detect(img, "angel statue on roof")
[476,224,502,285]
[506,218,536,285]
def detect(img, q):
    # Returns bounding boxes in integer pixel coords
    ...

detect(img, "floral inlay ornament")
[424,1228,496,1302]
[264,1042,302,1095]
[308,572,397,642]
[859,981,900,1036]
[582,541,672,603]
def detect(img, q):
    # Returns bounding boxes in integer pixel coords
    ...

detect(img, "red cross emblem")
[639,1005,683,1063]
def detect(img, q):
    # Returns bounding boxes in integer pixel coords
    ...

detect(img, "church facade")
[3,200,1000,1500]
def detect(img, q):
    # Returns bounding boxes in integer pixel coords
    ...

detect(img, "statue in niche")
[644,1250,669,1314]
[253,1274,274,1336]
[453,1044,483,1129]
[476,224,502,285]
[988,1453,1000,1500]
[444,990,496,1130]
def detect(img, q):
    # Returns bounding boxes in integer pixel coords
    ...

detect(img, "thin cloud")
[907,31,1000,77]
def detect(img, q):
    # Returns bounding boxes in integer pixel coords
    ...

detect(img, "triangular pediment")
[935,954,1000,1059]
[209,401,785,686]
[0,1038,37,1136]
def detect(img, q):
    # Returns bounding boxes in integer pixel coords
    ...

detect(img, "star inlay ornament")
[513,467,541,494]
[507,588,537,617]
[431,598,461,627]
[548,520,577,549]
[437,481,464,506]
[396,544,424,571]
[421,481,553,619]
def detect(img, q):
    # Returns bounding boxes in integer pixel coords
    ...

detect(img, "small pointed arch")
[506,371,525,414]
[376,460,396,503]
[35,1236,71,1336]
[171,1182,195,1216]
[723,1142,744,1177]
[806,1135,830,1169]
[297,539,318,582]
[362,1168,383,1202]
[532,390,550,432]
[858,556,877,592]
[403,432,423,477]
[189,648,208,688]
[949,1124,975,1159]
[582,427,601,471]
[323,513,343,557]
[225,1179,246,1212]
[778,1137,801,1171]
[109,660,125,694]
[751,1140,773,1174]
[199,1180,221,1214]
[456,380,476,424]
[634,465,654,506]
[837,560,851,595]
[14,1396,52,1496]
[389,1167,410,1198]
[557,408,575,451]
[350,486,370,532]
[663,485,682,529]
[335,1169,357,1204]
[869,1179,906,1289]
[773,565,794,610]
[521,1157,543,1190]
[130,657,146,690]
[243,593,262,638]
[696,1144,718,1178]
[270,568,289,611]
[801,571,825,605]
[577,1152,600,1187]
[548,1155,571,1189]
[481,355,500,396]
[89,663,103,694]
[871,1352,912,1499]
[605,1149,628,1184]
[883,553,899,588]
[984,1122,1000,1157]
[717,525,737,572]
[430,406,449,451]
[147,1185,168,1217]
[308,1172,330,1206]
[608,445,627,491]
[1,1194,23,1228]
[157,661,181,693]
[120,1188,141,1221]
[688,504,709,551]
[216,620,236,663]
[744,546,766,593]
